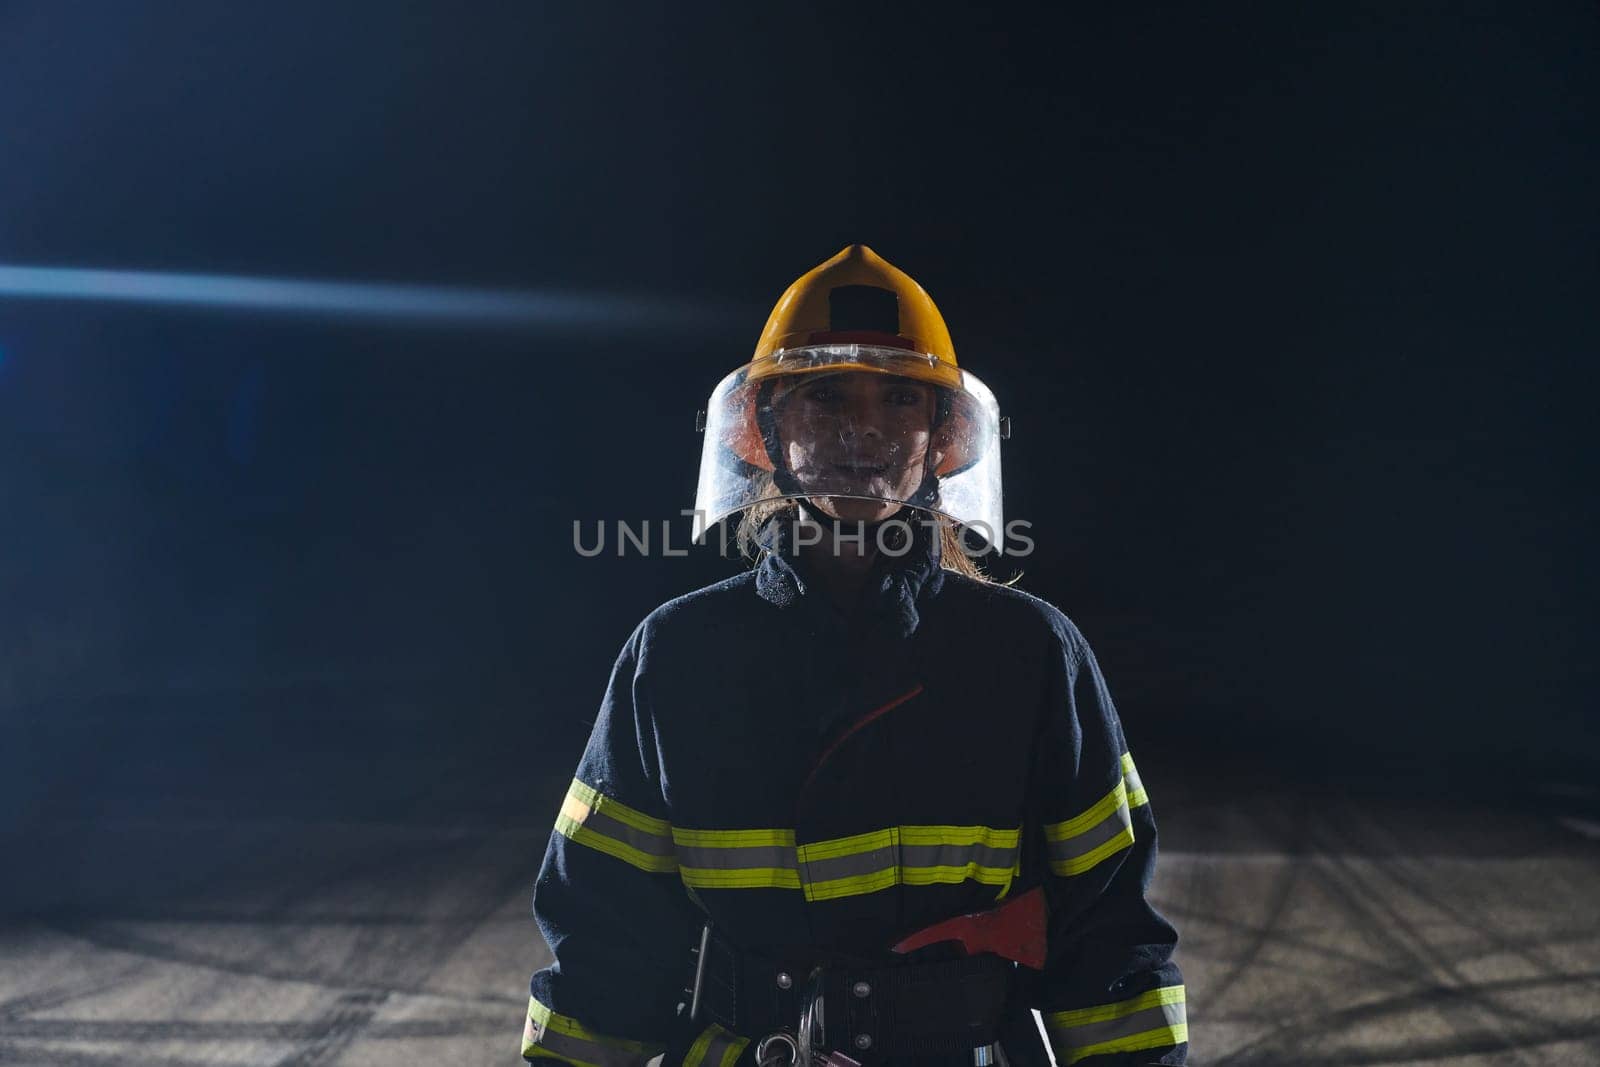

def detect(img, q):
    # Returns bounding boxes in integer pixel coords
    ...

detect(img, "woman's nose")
[838,397,882,440]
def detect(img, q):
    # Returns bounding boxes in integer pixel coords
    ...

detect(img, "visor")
[692,344,1004,547]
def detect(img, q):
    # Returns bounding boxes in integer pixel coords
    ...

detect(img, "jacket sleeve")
[1020,620,1187,1066]
[522,623,752,1067]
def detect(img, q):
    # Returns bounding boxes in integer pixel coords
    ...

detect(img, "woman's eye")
[807,385,839,403]
[887,389,923,406]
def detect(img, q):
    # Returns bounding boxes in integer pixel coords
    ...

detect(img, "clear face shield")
[693,344,1004,548]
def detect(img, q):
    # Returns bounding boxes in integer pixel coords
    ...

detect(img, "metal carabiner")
[754,1031,799,1067]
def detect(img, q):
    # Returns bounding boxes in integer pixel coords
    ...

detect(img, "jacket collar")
[753,509,945,637]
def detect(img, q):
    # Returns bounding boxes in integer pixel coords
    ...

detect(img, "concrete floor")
[2,783,1597,1066]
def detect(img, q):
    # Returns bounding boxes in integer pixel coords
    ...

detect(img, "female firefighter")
[522,246,1187,1066]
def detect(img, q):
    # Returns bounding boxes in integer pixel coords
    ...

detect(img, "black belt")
[694,926,1016,1058]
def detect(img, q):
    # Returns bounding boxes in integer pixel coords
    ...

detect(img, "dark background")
[2,2,1595,870]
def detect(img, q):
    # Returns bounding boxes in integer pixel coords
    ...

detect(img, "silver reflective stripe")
[557,780,677,873]
[676,844,798,871]
[1050,1001,1185,1052]
[900,841,1018,869]
[684,1025,751,1067]
[528,1027,648,1067]
[582,806,677,858]
[1043,986,1187,1065]
[707,1031,744,1067]
[1122,752,1148,808]
[672,824,1021,898]
[802,841,899,883]
[1045,797,1132,866]
[523,999,659,1067]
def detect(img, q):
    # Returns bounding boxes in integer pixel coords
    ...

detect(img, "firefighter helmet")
[692,245,1004,546]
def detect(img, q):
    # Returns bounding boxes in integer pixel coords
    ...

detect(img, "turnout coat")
[523,519,1187,1066]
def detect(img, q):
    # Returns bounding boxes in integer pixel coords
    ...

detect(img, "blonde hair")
[733,497,1013,585]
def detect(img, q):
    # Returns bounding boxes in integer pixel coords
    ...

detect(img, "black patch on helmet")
[829,285,899,334]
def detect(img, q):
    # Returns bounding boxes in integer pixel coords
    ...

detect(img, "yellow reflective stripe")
[672,824,1020,900]
[567,778,671,837]
[674,825,798,889]
[1044,986,1187,1065]
[716,1038,749,1067]
[683,1025,717,1067]
[682,1023,750,1067]
[1062,1023,1188,1065]
[798,827,895,901]
[1048,826,1134,877]
[798,826,894,861]
[555,815,679,873]
[806,866,900,901]
[807,862,1017,900]
[556,780,677,875]
[902,864,1017,886]
[523,995,662,1067]
[680,866,803,889]
[1042,776,1135,877]
[1046,985,1185,1029]
[899,824,1020,849]
[1043,779,1127,842]
[672,827,796,848]
[1121,752,1148,809]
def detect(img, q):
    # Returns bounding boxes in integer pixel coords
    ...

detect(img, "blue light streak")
[0,263,728,332]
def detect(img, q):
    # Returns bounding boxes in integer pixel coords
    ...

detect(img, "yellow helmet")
[751,244,960,373]
[693,245,1004,545]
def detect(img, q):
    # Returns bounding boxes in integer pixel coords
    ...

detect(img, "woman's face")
[772,371,941,522]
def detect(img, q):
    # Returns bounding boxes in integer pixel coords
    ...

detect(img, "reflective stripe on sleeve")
[1121,752,1148,809]
[522,995,663,1067]
[682,1023,751,1067]
[672,824,1020,900]
[1042,778,1134,877]
[1043,985,1187,1065]
[555,779,678,874]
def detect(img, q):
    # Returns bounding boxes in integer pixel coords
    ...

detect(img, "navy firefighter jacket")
[523,517,1187,1067]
